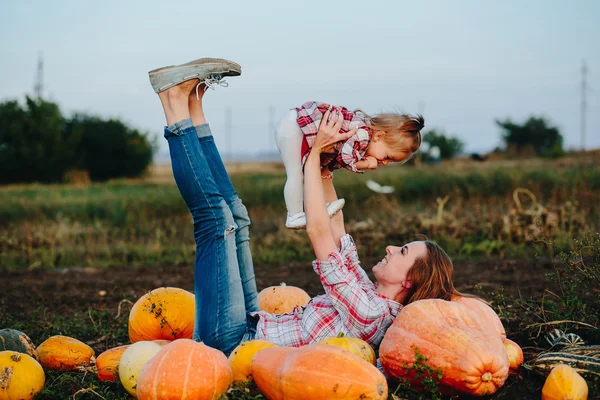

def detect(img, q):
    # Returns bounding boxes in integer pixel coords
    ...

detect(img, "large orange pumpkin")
[0,351,45,400]
[128,287,195,343]
[252,344,387,400]
[257,283,310,314]
[318,332,376,365]
[451,295,506,338]
[136,339,232,400]
[380,299,509,396]
[228,339,277,383]
[95,345,130,382]
[37,335,95,371]
[502,338,524,372]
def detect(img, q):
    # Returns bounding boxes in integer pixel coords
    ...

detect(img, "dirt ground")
[1,257,553,320]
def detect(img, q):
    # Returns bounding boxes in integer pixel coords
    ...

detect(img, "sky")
[1,0,599,160]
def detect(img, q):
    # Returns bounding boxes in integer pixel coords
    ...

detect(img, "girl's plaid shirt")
[296,101,372,172]
[252,234,402,348]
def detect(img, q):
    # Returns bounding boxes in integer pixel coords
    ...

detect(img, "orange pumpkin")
[37,335,95,371]
[257,283,310,314]
[137,339,232,400]
[542,364,588,400]
[380,299,509,396]
[318,332,376,365]
[502,338,524,372]
[0,351,45,400]
[95,345,129,382]
[228,339,277,382]
[128,287,195,343]
[451,295,506,338]
[252,344,387,400]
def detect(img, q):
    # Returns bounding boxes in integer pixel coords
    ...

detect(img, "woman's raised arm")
[305,109,357,260]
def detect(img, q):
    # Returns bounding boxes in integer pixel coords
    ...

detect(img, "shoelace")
[194,74,229,99]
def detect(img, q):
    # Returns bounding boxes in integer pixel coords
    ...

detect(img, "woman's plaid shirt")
[296,101,372,172]
[253,234,402,348]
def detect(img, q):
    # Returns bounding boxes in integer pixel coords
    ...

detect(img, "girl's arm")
[305,109,357,260]
[353,156,378,171]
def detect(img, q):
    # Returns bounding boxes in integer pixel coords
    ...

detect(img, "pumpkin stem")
[336,332,346,338]
[481,372,493,382]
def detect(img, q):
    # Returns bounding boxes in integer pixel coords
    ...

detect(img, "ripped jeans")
[164,119,259,355]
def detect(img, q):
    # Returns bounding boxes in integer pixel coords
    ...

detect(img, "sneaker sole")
[148,58,241,93]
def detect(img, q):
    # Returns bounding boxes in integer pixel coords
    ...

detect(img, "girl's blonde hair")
[356,110,424,161]
[403,240,478,304]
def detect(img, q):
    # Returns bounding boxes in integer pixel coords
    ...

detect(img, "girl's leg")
[158,81,246,355]
[189,89,259,314]
[275,110,305,216]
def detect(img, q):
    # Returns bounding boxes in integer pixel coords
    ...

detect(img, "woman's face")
[372,242,427,286]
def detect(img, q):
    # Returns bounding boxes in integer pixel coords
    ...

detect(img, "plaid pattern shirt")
[253,234,402,349]
[296,101,372,172]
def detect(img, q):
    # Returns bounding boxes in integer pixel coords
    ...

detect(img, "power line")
[580,60,587,151]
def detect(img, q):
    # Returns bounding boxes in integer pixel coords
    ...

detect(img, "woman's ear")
[403,277,412,289]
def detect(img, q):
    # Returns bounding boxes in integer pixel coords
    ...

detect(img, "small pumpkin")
[37,335,95,371]
[503,338,524,372]
[380,299,509,396]
[451,295,506,338]
[318,332,376,365]
[0,329,38,361]
[542,364,588,400]
[128,287,195,343]
[95,345,130,382]
[137,339,232,400]
[0,351,45,400]
[228,339,277,382]
[119,341,162,396]
[252,344,387,400]
[257,283,310,314]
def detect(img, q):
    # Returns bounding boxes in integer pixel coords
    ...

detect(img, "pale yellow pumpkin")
[257,283,310,314]
[542,364,588,400]
[118,341,162,397]
[0,351,45,400]
[318,332,376,365]
[228,340,277,382]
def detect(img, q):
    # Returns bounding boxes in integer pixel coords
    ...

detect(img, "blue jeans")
[164,119,259,355]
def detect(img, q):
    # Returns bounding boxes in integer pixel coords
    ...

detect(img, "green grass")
[1,160,599,270]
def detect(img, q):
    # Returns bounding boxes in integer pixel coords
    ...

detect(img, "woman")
[150,57,463,356]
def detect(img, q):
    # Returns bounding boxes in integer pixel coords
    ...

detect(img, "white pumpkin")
[118,341,162,396]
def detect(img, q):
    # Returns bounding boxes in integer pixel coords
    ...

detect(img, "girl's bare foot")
[189,83,207,126]
[158,79,199,126]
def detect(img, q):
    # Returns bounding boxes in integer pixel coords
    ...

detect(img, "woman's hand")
[312,108,358,154]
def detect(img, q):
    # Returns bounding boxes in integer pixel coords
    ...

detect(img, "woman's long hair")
[403,241,477,304]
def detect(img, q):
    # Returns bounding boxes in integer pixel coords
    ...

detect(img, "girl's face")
[373,242,427,287]
[365,132,411,165]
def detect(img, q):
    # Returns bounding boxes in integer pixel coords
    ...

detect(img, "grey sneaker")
[148,57,241,93]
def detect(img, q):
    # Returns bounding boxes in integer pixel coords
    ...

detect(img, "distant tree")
[0,97,78,183]
[420,129,465,160]
[65,114,156,181]
[0,97,155,184]
[496,116,564,157]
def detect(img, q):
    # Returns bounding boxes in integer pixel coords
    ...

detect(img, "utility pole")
[580,61,587,151]
[34,53,44,99]
[225,107,232,161]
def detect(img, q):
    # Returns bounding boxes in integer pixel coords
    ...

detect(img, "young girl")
[150,57,463,356]
[276,101,424,229]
